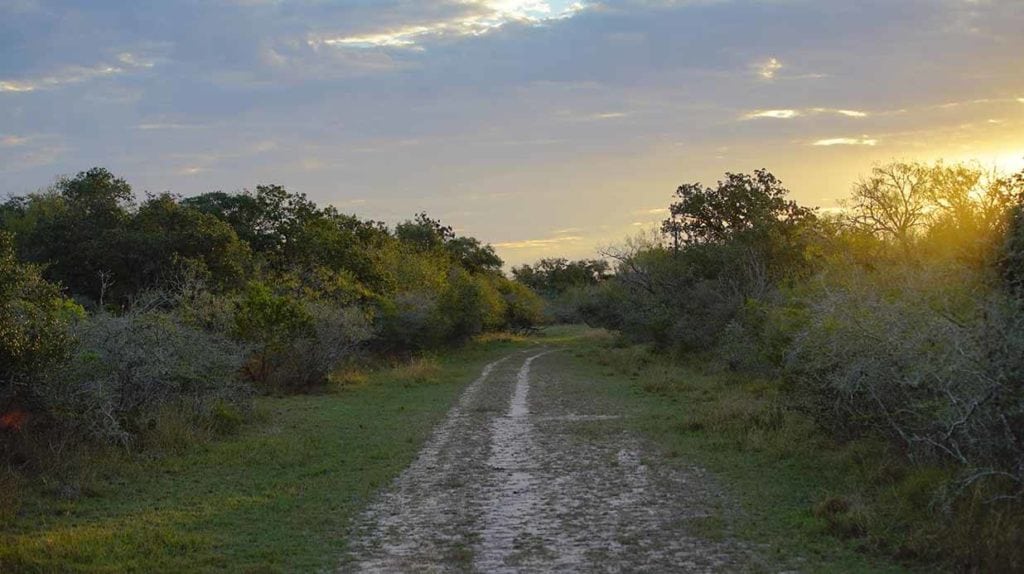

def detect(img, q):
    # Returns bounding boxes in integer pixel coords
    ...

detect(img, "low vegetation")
[0,336,535,572]
[533,161,1024,570]
[0,168,544,522]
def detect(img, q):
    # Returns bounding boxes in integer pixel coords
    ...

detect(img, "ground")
[343,347,766,572]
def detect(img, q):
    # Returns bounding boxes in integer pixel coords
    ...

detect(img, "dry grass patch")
[392,357,443,385]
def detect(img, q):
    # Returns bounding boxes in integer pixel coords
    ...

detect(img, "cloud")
[310,0,590,50]
[816,108,868,118]
[743,109,800,119]
[136,123,205,130]
[1,135,29,146]
[811,137,878,147]
[742,108,869,120]
[494,234,584,249]
[0,61,146,93]
[755,57,782,80]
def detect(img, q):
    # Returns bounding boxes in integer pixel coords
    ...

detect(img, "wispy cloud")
[494,234,584,249]
[742,108,869,120]
[631,207,668,215]
[814,108,868,118]
[311,1,589,50]
[0,57,156,93]
[756,57,782,80]
[136,123,205,130]
[743,109,800,119]
[812,137,878,146]
[0,135,29,146]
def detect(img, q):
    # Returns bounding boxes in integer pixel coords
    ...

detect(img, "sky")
[1,0,1023,267]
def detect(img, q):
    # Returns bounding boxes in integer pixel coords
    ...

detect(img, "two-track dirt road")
[342,348,763,572]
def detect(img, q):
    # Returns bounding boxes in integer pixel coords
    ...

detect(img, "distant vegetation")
[0,168,542,485]
[529,161,1024,569]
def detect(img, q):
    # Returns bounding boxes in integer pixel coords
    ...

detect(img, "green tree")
[0,231,81,418]
[128,193,252,292]
[14,168,135,303]
[662,169,814,248]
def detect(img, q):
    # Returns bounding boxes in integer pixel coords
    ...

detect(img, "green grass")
[0,336,535,573]
[553,327,923,573]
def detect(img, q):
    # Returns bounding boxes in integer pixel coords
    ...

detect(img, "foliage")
[497,278,546,333]
[53,307,251,447]
[0,231,82,422]
[661,169,815,249]
[512,258,610,297]
[569,162,1024,569]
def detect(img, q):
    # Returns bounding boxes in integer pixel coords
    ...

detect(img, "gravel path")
[341,348,761,572]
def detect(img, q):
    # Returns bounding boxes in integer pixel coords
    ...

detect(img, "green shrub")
[0,231,82,440]
[235,283,373,393]
[496,278,545,333]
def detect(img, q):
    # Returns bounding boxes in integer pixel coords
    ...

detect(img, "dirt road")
[342,348,761,572]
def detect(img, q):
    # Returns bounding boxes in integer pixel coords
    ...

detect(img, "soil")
[341,348,764,572]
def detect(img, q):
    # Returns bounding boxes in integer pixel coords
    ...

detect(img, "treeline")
[1,168,542,468]
[534,161,1024,568]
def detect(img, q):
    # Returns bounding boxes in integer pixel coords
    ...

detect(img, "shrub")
[496,278,545,333]
[436,269,505,341]
[49,308,251,448]
[235,283,373,393]
[377,290,444,352]
[0,231,82,436]
[785,264,1024,502]
[263,302,373,392]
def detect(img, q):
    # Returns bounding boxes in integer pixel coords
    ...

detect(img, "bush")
[496,278,545,333]
[49,308,251,448]
[235,283,373,393]
[377,290,443,352]
[1,231,82,436]
[785,263,1024,501]
[262,302,373,392]
[436,269,505,341]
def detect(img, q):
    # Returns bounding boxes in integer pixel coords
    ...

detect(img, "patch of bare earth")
[341,349,763,572]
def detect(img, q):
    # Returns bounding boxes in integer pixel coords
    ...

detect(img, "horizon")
[2,0,1023,266]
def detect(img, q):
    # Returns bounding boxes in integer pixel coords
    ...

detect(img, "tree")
[11,168,136,302]
[0,231,81,420]
[845,161,930,249]
[128,193,252,292]
[445,236,503,274]
[662,169,814,250]
[395,212,454,251]
[512,258,610,296]
[183,185,319,264]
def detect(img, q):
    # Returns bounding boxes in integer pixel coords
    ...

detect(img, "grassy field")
[0,335,537,573]
[2,326,951,572]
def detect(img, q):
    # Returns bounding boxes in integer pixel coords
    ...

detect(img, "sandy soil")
[341,348,762,573]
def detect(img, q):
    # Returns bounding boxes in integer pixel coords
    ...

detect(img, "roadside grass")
[552,325,933,573]
[0,336,534,573]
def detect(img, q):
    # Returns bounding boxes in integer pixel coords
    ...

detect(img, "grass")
[551,326,925,572]
[0,335,535,573]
